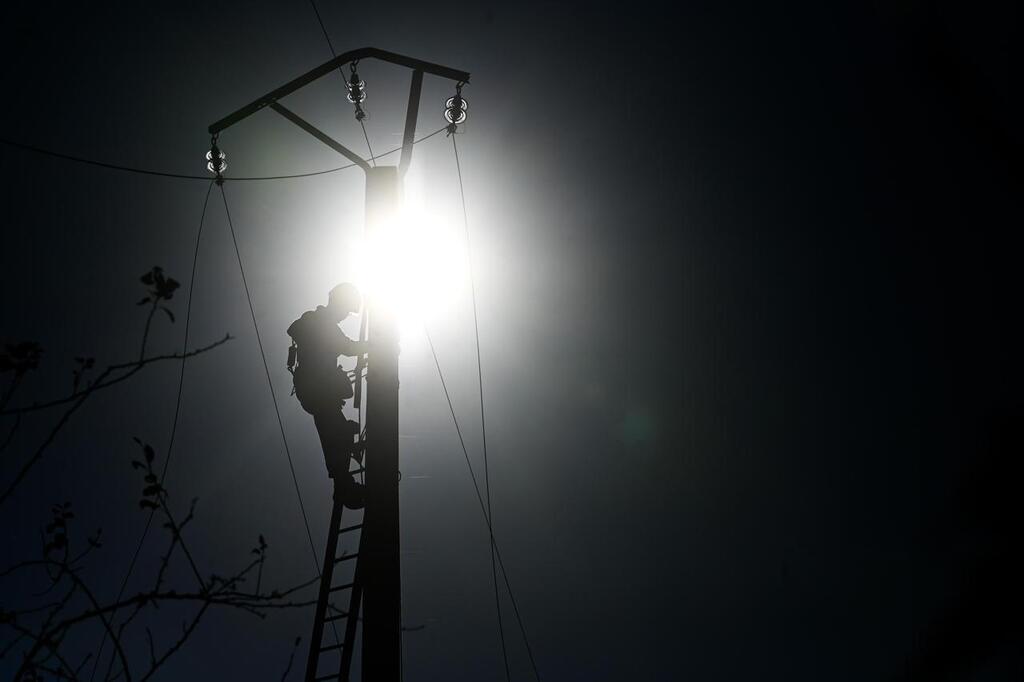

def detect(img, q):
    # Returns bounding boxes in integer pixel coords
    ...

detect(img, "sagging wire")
[0,127,449,182]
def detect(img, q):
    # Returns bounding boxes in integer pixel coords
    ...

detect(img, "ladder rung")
[318,642,344,653]
[329,581,355,593]
[334,553,358,564]
[338,523,363,535]
[324,611,349,622]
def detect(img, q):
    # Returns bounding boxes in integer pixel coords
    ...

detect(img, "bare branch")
[0,335,232,508]
[1,335,233,417]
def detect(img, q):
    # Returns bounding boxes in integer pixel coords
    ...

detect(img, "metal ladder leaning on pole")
[306,464,366,682]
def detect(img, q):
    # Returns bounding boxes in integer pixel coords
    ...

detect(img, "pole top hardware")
[208,47,471,136]
[206,136,226,185]
[347,63,368,122]
[444,82,468,136]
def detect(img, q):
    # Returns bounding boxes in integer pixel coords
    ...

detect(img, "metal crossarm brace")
[269,102,371,171]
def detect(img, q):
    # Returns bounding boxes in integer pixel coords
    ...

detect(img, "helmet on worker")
[326,282,361,322]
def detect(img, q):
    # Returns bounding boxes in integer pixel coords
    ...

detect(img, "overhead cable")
[452,133,511,682]
[0,128,446,183]
[424,327,542,682]
[218,184,323,575]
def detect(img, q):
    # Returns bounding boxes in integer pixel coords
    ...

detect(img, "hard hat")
[328,282,361,312]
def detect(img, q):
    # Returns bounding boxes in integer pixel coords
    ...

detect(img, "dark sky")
[1,1,1021,680]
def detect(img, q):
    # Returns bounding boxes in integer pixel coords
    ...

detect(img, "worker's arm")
[335,332,368,358]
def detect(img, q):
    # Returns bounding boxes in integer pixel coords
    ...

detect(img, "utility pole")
[209,48,470,682]
[362,165,402,680]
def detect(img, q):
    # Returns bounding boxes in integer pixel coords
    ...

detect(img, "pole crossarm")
[209,47,471,135]
[268,102,371,172]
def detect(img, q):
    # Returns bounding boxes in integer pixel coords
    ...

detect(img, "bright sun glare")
[351,204,467,341]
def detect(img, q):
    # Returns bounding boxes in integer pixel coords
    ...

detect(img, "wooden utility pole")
[209,48,470,682]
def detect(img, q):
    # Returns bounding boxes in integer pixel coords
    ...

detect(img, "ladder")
[305,471,366,682]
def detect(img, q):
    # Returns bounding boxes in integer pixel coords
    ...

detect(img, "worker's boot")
[338,473,365,510]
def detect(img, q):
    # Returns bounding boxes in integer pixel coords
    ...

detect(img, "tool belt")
[292,365,353,414]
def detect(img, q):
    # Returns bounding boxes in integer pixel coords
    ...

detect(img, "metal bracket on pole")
[398,70,423,177]
[269,102,371,172]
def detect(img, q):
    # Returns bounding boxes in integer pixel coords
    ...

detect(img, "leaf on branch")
[144,444,155,463]
[136,297,151,306]
[139,499,159,510]
[131,460,145,470]
[142,484,163,497]
[144,473,158,484]
[161,306,176,323]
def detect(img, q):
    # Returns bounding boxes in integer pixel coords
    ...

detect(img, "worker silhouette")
[287,283,368,508]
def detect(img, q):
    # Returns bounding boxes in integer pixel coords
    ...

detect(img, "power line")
[423,327,542,681]
[218,184,323,575]
[0,128,447,183]
[360,119,377,169]
[307,0,339,57]
[452,133,511,681]
[89,179,215,682]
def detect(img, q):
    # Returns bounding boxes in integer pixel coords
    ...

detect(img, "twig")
[1,335,233,417]
[0,335,232,508]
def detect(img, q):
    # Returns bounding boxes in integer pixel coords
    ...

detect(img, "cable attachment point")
[206,137,226,185]
[444,82,468,136]
[347,62,367,121]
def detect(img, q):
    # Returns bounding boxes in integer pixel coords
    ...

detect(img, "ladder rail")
[338,527,365,680]
[305,487,345,681]
[305,475,366,682]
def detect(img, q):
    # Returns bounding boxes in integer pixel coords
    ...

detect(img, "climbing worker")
[287,282,368,508]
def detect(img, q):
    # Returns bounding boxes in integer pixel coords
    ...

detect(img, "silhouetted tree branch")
[2,440,318,681]
[0,268,310,680]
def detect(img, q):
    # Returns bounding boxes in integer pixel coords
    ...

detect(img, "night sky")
[2,1,1021,680]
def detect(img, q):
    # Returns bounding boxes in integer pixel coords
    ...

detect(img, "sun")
[351,203,467,342]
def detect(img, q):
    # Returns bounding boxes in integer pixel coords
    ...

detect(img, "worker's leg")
[311,412,357,474]
[311,411,364,509]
